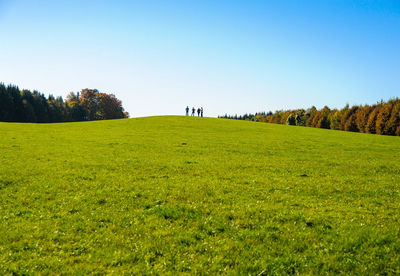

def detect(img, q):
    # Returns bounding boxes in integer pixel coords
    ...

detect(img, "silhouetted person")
[201,107,203,117]
[191,107,195,116]
[197,108,201,117]
[185,106,189,116]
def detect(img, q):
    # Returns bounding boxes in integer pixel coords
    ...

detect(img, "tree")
[384,102,400,136]
[20,89,38,122]
[281,111,293,125]
[306,106,317,127]
[341,106,358,131]
[22,99,36,122]
[48,95,63,122]
[65,92,86,121]
[0,83,14,121]
[8,85,25,122]
[79,89,100,120]
[295,109,306,126]
[344,114,358,132]
[366,106,380,134]
[98,93,126,119]
[315,106,331,129]
[32,91,50,123]
[355,105,372,133]
[76,89,128,120]
[376,103,393,135]
[286,114,296,125]
[329,110,341,130]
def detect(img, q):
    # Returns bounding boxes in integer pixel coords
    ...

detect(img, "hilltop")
[0,116,399,274]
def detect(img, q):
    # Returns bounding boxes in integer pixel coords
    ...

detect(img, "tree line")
[219,98,400,136]
[0,83,129,123]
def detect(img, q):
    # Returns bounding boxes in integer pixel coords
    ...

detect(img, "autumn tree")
[79,89,100,120]
[316,106,331,129]
[384,101,400,135]
[376,103,393,135]
[329,110,341,130]
[344,114,358,132]
[355,105,372,133]
[340,105,358,131]
[98,93,127,119]
[366,106,380,134]
[66,92,86,121]
[306,106,318,127]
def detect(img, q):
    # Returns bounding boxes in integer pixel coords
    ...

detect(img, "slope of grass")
[0,116,399,274]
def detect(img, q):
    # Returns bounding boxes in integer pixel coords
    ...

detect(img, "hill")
[0,116,399,274]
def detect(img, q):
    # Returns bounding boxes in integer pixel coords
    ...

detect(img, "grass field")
[1,116,399,274]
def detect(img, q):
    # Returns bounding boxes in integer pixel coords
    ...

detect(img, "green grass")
[1,116,400,274]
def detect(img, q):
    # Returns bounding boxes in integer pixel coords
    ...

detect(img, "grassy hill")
[1,116,399,274]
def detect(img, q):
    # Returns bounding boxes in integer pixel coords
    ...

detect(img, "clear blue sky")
[1,0,399,117]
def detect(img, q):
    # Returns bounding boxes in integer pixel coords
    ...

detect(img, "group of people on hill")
[186,106,204,117]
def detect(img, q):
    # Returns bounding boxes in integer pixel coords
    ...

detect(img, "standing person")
[185,106,189,116]
[197,108,201,117]
[201,107,203,117]
[191,107,195,116]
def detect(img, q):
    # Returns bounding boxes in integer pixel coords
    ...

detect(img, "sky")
[0,0,399,117]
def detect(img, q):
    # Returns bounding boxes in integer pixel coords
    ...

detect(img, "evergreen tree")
[0,83,14,121]
[8,85,25,122]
